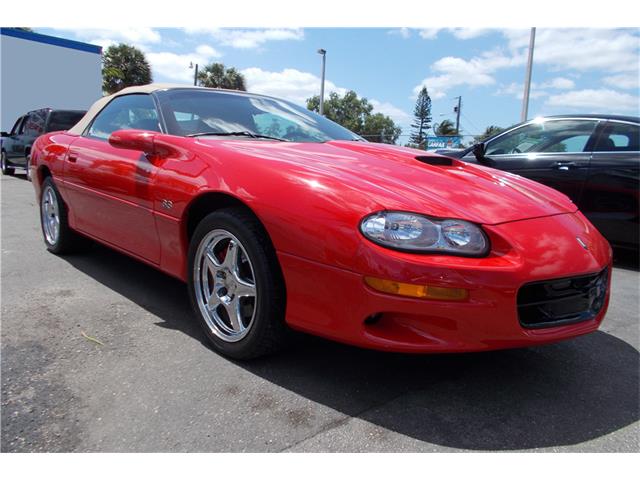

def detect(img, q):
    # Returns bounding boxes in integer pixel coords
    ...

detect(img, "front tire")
[1,151,15,176]
[40,177,87,254]
[187,208,287,359]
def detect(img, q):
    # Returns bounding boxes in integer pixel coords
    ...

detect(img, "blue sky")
[38,27,640,141]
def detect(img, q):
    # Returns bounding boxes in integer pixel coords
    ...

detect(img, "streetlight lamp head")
[317,49,326,55]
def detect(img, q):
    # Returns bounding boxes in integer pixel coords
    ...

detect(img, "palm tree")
[434,119,457,136]
[197,63,247,91]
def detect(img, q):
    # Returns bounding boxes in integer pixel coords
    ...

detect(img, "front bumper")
[278,212,612,353]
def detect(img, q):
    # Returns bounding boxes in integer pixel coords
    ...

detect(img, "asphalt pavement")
[1,172,638,452]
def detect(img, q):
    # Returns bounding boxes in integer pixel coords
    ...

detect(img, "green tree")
[363,113,402,144]
[410,86,432,146]
[102,43,152,94]
[307,90,401,144]
[474,125,504,143]
[197,63,246,90]
[434,119,457,136]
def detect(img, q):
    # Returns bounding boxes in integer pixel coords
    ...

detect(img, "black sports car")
[450,115,639,252]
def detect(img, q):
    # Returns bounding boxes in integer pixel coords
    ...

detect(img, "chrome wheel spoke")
[193,230,258,343]
[234,277,256,298]
[223,297,243,332]
[221,240,238,271]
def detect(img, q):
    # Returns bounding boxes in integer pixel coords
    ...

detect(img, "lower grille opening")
[517,268,608,329]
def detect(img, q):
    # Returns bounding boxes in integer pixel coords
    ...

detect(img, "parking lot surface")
[1,173,639,452]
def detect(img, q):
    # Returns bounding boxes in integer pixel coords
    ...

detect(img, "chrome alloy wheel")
[194,229,258,342]
[41,184,60,245]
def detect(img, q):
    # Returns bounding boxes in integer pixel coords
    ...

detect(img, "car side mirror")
[472,142,485,161]
[472,142,495,167]
[0,131,9,137]
[109,129,157,155]
[109,129,189,162]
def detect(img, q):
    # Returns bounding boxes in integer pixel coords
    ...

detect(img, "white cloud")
[241,67,346,105]
[147,45,222,83]
[388,28,411,39]
[448,28,495,40]
[603,73,640,90]
[496,77,576,100]
[369,99,412,127]
[417,28,497,40]
[545,89,640,112]
[496,82,548,100]
[541,77,575,89]
[413,50,520,99]
[418,28,441,39]
[56,27,161,45]
[185,28,303,49]
[414,28,639,101]
[503,28,640,73]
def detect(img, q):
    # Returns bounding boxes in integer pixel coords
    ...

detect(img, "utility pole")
[190,62,199,86]
[317,49,326,116]
[521,27,536,122]
[454,96,462,135]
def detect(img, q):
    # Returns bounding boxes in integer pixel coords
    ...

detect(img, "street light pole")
[454,96,462,135]
[521,27,536,122]
[317,49,326,116]
[190,62,199,86]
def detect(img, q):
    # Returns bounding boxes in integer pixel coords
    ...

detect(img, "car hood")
[195,138,577,225]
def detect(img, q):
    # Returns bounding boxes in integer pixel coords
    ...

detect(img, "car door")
[580,120,640,250]
[6,115,27,161]
[463,118,600,205]
[63,93,163,263]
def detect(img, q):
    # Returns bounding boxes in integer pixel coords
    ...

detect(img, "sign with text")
[426,136,461,150]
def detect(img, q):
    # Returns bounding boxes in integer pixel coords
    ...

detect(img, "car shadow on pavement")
[62,243,639,451]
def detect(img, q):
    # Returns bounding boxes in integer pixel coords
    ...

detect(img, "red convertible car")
[30,84,612,359]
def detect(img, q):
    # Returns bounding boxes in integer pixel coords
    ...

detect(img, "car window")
[594,122,640,152]
[485,119,598,155]
[23,110,47,137]
[87,94,161,140]
[47,111,86,132]
[9,116,26,136]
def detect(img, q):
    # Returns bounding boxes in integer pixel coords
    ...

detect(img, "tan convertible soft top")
[67,83,201,135]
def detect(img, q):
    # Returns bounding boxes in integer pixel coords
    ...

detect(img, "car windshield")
[155,89,363,143]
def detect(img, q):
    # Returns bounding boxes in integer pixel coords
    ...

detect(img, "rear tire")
[1,151,15,176]
[40,177,88,254]
[187,208,288,359]
[25,154,31,181]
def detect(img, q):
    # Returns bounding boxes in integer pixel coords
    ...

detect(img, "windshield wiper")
[186,131,288,141]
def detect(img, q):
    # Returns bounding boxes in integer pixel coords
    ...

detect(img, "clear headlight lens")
[360,212,489,256]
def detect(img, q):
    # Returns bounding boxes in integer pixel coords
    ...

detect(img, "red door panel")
[63,136,160,263]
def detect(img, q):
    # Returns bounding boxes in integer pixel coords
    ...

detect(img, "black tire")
[1,151,15,176]
[40,177,88,254]
[25,153,31,181]
[187,207,288,360]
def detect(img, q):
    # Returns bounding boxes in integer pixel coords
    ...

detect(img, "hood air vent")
[415,156,454,166]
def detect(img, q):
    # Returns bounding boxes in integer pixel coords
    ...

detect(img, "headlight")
[360,211,489,256]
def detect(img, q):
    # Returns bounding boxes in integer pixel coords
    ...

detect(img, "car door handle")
[553,161,577,171]
[67,154,78,163]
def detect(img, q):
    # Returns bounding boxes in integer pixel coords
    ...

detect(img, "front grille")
[517,268,608,329]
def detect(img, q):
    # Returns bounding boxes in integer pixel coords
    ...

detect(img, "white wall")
[0,33,102,131]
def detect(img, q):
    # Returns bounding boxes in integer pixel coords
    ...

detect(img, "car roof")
[67,83,282,136]
[540,114,639,123]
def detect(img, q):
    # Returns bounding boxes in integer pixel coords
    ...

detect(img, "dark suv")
[1,108,86,179]
[449,115,639,253]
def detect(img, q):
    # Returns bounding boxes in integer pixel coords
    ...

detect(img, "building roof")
[0,28,102,55]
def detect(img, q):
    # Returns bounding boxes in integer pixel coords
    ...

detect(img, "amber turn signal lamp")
[364,276,468,301]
